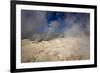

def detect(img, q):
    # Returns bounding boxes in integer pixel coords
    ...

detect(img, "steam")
[21,10,90,43]
[21,10,47,39]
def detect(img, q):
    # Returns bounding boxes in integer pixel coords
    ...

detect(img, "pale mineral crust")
[21,37,89,63]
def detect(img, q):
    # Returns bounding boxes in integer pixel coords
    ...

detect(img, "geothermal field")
[21,34,90,62]
[21,10,90,63]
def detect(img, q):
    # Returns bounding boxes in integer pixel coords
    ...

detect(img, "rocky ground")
[21,36,90,63]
